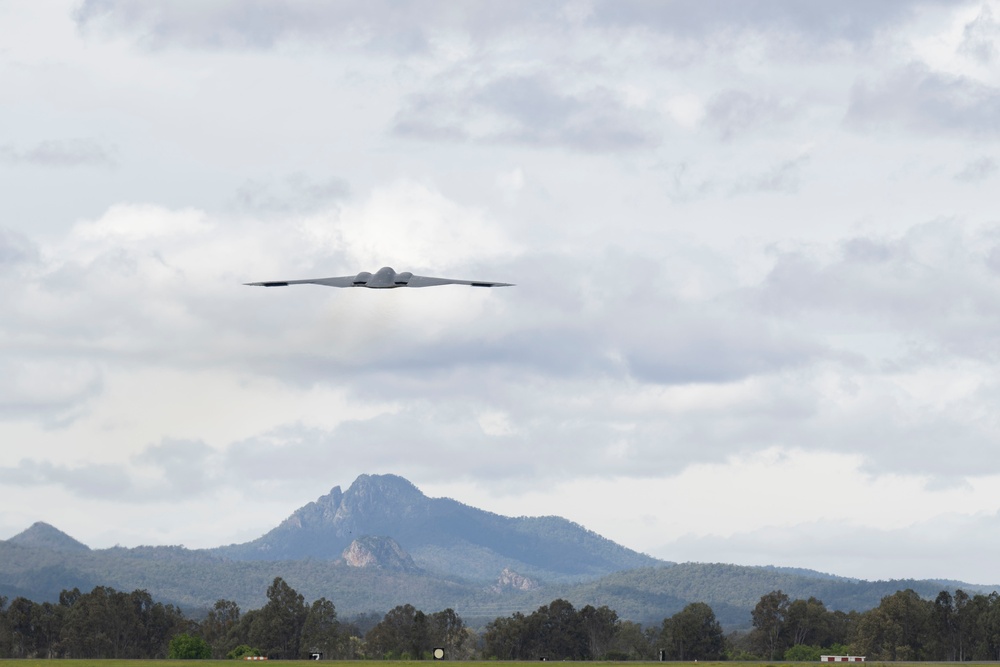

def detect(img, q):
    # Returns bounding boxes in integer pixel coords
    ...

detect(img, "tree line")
[2,579,1000,660]
[732,588,1000,662]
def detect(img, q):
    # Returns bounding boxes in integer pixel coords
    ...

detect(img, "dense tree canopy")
[0,586,187,659]
[5,577,1000,661]
[750,589,791,659]
[659,602,725,660]
[485,599,633,660]
[251,577,309,659]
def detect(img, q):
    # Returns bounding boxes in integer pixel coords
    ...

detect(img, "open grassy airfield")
[0,663,994,667]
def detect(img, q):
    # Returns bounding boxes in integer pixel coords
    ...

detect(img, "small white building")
[820,656,865,662]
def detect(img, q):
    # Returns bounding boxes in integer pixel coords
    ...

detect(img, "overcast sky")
[3,0,1000,586]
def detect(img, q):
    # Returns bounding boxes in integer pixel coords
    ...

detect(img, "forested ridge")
[4,476,998,633]
[5,535,993,629]
[4,579,1000,660]
[566,564,991,626]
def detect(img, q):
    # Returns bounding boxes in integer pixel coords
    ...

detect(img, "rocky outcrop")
[342,535,417,571]
[492,567,539,592]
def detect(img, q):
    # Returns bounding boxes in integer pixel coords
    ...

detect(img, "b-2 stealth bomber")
[245,266,514,289]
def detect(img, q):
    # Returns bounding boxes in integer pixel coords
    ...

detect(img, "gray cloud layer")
[847,63,1000,137]
[73,0,956,52]
[0,139,117,168]
[395,74,662,152]
[2,0,999,580]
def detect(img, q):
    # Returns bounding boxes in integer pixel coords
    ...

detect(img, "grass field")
[2,662,999,667]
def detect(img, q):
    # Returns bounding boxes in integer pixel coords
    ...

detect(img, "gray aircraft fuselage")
[361,266,412,288]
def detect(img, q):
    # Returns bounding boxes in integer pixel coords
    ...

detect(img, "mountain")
[2,474,997,629]
[212,473,660,582]
[7,521,90,552]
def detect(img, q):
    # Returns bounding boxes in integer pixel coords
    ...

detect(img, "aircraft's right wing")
[244,276,357,287]
[405,275,515,288]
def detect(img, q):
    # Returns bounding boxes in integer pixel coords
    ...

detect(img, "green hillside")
[2,475,996,629]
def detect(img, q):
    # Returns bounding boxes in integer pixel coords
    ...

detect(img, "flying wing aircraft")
[245,266,514,289]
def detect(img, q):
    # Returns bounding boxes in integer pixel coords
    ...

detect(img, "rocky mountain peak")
[278,485,344,530]
[213,472,662,579]
[338,474,426,519]
[276,474,426,534]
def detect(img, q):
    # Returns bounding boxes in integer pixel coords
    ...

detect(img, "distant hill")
[8,522,90,552]
[212,473,660,582]
[553,563,1000,627]
[1,473,997,629]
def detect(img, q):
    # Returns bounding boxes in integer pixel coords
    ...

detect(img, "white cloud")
[959,4,1000,64]
[320,180,521,269]
[73,202,210,242]
[495,167,525,204]
[5,0,1000,587]
[664,93,704,128]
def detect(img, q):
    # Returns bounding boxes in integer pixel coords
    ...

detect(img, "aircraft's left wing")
[244,276,357,287]
[405,275,514,288]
